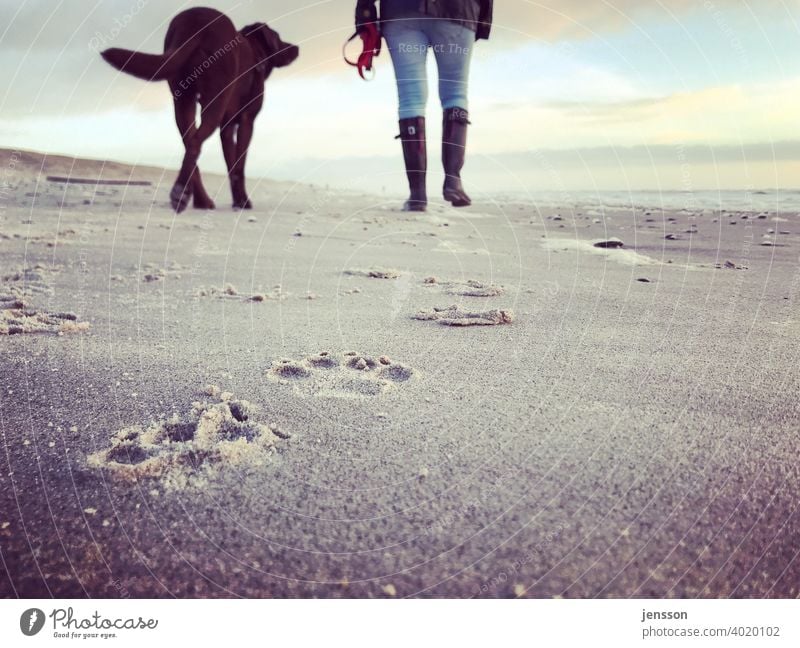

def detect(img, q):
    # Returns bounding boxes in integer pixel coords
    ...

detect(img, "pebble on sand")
[268,424,291,440]
[593,238,624,249]
[717,260,747,270]
[382,584,397,597]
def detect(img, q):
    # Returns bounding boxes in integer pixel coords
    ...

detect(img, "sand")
[1,148,799,598]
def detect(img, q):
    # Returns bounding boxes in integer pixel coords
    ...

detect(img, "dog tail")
[101,39,199,81]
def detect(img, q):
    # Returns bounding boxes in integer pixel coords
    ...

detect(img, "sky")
[0,0,798,193]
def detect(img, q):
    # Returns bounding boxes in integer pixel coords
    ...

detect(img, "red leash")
[343,22,381,81]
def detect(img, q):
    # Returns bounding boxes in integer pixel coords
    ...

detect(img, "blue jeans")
[382,19,475,120]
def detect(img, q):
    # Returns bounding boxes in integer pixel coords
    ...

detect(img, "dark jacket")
[356,0,493,40]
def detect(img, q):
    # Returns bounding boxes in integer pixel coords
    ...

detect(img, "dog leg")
[173,95,230,213]
[220,122,240,207]
[192,169,216,210]
[170,182,192,213]
[231,115,254,209]
[172,94,199,213]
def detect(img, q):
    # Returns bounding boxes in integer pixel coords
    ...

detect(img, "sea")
[497,189,800,214]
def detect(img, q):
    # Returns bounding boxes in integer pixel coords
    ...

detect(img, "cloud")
[0,0,784,118]
[489,0,781,40]
[499,139,800,165]
[472,76,800,152]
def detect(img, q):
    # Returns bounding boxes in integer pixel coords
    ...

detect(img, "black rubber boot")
[397,116,427,212]
[442,107,471,207]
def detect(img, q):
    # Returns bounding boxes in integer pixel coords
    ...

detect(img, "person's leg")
[382,20,430,119]
[382,21,430,211]
[428,21,474,112]
[427,21,475,207]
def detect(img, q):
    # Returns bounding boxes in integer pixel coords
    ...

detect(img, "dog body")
[102,7,299,211]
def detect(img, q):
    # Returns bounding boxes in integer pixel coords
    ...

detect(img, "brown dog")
[101,7,299,212]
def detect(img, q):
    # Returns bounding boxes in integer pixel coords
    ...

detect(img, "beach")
[1,149,798,598]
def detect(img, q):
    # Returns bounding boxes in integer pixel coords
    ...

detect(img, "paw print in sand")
[87,390,287,490]
[268,351,414,399]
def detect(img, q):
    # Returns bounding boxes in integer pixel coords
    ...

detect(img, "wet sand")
[1,149,799,598]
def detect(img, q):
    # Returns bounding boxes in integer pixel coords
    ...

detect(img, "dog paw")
[170,183,192,213]
[233,198,253,210]
[193,196,216,210]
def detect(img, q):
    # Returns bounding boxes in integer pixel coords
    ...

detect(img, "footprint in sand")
[423,277,505,297]
[3,264,54,295]
[344,267,402,279]
[1,265,90,335]
[139,261,187,283]
[87,390,286,489]
[267,351,414,399]
[412,305,513,327]
[196,283,289,303]
[1,301,89,335]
